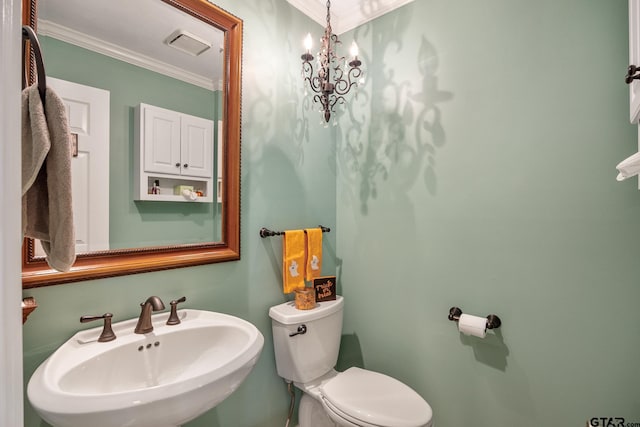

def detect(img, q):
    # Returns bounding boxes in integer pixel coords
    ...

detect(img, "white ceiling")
[287,0,415,35]
[35,0,413,89]
[37,0,224,90]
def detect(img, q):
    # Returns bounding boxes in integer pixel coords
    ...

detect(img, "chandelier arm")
[302,61,323,94]
[332,64,344,80]
[328,95,346,113]
[329,34,341,50]
[333,66,362,96]
[312,93,325,107]
[305,75,324,94]
[331,66,348,94]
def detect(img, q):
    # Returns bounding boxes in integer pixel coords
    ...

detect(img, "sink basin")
[27,309,264,427]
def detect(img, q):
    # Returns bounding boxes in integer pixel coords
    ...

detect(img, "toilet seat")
[322,396,384,427]
[319,367,433,427]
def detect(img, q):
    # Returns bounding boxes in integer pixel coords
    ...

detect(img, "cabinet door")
[180,115,213,178]
[143,106,181,175]
[630,0,640,122]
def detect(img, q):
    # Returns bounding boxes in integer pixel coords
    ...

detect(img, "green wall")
[336,0,640,426]
[23,1,334,426]
[21,0,640,426]
[40,36,221,248]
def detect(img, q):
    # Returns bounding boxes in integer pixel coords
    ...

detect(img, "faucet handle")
[80,313,116,342]
[166,296,187,325]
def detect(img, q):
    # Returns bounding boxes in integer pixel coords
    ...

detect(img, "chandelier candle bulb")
[304,33,313,51]
[350,41,359,58]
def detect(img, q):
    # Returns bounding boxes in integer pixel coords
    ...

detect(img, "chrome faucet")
[134,296,165,334]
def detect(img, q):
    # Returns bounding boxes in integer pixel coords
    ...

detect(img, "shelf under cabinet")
[135,175,213,203]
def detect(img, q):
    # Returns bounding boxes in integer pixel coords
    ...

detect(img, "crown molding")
[38,19,215,91]
[287,0,327,28]
[338,0,415,34]
[287,0,415,35]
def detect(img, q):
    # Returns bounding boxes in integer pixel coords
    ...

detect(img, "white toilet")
[269,296,433,427]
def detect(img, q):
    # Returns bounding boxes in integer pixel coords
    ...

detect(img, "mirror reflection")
[35,0,225,254]
[22,0,243,288]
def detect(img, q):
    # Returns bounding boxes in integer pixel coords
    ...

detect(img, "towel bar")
[259,225,330,238]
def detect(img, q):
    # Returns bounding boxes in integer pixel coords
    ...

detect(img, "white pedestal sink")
[27,309,264,427]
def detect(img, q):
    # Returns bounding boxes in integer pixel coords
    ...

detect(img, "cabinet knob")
[183,164,188,168]
[626,65,640,84]
[175,162,180,167]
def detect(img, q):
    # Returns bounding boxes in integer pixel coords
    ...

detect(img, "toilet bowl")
[320,367,432,427]
[269,296,433,427]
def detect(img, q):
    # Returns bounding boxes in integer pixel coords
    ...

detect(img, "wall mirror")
[22,0,242,288]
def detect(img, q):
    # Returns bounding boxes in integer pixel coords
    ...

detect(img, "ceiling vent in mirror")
[165,30,211,56]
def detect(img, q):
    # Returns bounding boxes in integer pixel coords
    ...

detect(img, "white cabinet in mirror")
[134,103,214,203]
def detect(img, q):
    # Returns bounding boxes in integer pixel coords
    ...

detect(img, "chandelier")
[301,0,363,123]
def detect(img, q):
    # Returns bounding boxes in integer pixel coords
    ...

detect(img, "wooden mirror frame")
[21,0,242,288]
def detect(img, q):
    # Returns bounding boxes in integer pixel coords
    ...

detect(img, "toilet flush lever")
[289,325,307,337]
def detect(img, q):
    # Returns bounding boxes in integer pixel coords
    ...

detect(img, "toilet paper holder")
[448,307,502,330]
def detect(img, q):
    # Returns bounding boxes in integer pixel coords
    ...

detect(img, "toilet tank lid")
[269,295,344,325]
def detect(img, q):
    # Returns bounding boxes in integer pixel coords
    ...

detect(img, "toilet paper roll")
[458,314,487,338]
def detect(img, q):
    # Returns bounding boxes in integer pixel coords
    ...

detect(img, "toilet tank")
[269,296,344,384]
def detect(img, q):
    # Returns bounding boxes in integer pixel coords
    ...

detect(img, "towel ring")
[22,25,47,105]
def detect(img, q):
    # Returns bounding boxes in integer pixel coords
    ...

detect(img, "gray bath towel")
[22,83,76,272]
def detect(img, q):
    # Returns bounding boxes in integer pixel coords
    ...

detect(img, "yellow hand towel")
[305,228,323,281]
[283,230,306,293]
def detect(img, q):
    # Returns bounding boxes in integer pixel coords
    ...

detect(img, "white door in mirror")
[34,78,110,254]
